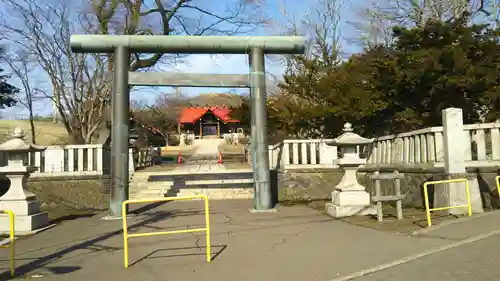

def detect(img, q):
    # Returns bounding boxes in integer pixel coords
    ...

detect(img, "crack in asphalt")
[269,229,309,251]
[222,212,235,236]
[186,225,203,251]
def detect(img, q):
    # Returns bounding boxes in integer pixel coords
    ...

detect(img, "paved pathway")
[190,139,224,158]
[0,200,450,281]
[334,211,500,281]
[350,233,500,281]
[4,202,500,281]
[174,139,226,173]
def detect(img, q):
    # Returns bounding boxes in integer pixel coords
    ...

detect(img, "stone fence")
[268,108,500,171]
[0,144,157,177]
[271,108,500,211]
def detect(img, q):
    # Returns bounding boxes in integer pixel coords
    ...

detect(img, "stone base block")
[0,212,49,235]
[433,178,484,216]
[331,190,371,206]
[0,200,41,216]
[249,208,277,213]
[325,202,377,218]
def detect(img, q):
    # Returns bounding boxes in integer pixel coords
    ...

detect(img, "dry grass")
[307,200,463,235]
[0,120,68,145]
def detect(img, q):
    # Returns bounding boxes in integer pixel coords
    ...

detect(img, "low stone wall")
[276,169,347,202]
[276,166,500,210]
[4,166,498,211]
[27,175,110,210]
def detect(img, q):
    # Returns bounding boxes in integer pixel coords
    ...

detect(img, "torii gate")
[70,35,306,217]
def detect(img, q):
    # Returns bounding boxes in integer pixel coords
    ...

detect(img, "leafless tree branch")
[1,0,266,144]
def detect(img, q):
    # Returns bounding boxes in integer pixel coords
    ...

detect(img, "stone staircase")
[128,170,254,200]
[175,186,254,199]
[129,172,173,200]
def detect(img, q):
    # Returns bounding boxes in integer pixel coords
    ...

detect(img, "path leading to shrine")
[173,138,226,173]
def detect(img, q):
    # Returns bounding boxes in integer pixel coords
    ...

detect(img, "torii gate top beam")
[70,35,306,54]
[128,72,250,88]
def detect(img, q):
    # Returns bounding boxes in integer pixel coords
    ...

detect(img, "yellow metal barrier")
[495,176,500,201]
[423,178,472,228]
[122,195,211,269]
[0,210,15,277]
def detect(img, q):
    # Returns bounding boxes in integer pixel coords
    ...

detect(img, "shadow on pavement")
[51,213,97,225]
[0,201,204,280]
[129,245,227,267]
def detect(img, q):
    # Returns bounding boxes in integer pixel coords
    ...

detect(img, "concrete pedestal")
[0,127,50,234]
[434,176,484,215]
[325,190,377,218]
[0,174,49,234]
[0,199,48,234]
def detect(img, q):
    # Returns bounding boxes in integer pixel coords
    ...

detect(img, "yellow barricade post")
[122,195,211,269]
[0,210,15,277]
[495,176,500,201]
[423,178,472,228]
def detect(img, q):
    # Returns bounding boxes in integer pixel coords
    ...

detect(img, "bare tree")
[347,0,477,47]
[271,0,342,138]
[0,0,266,144]
[131,93,190,145]
[3,50,43,143]
[276,0,342,74]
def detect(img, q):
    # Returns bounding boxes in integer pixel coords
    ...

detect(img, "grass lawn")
[307,200,464,235]
[0,120,68,145]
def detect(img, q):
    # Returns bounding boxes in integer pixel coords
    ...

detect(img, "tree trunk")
[28,111,36,144]
[69,132,85,144]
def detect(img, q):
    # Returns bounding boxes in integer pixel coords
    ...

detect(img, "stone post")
[436,108,483,214]
[0,128,49,234]
[325,123,377,217]
[179,134,186,146]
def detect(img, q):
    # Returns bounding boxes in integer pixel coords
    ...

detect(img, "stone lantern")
[325,123,377,218]
[0,128,49,234]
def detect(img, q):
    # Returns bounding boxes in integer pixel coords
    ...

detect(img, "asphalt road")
[352,232,500,281]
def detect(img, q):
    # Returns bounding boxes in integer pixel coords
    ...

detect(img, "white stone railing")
[366,127,444,166]
[0,144,158,177]
[268,139,338,169]
[269,121,500,170]
[366,122,500,168]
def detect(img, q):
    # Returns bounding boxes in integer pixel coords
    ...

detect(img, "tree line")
[231,3,500,142]
[0,0,264,144]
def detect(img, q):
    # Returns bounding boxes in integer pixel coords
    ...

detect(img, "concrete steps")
[129,172,172,200]
[175,187,253,199]
[128,171,254,200]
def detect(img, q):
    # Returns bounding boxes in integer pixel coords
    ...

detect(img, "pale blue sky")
[1,0,366,119]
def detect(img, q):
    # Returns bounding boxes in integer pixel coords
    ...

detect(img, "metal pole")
[110,46,130,217]
[249,54,258,207]
[176,87,181,137]
[249,47,272,210]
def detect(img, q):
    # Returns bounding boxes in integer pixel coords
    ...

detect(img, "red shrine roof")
[179,106,239,124]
